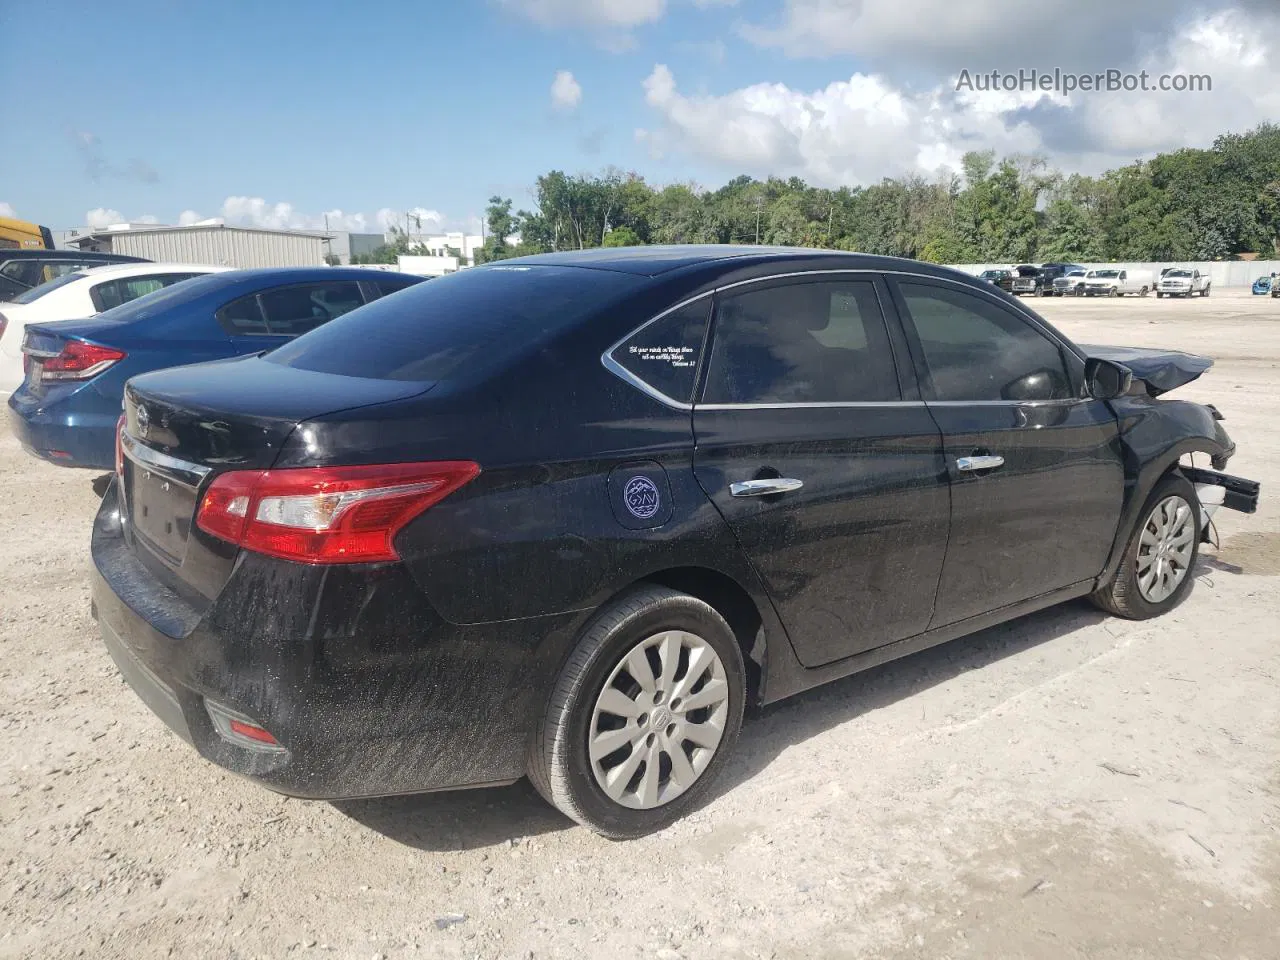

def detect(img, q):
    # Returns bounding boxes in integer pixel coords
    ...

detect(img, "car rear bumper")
[90,479,582,799]
[6,390,116,469]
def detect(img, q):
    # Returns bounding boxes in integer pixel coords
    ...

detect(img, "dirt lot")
[2,290,1278,960]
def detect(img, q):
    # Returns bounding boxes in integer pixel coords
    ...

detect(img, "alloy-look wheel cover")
[1136,495,1196,603]
[588,630,730,810]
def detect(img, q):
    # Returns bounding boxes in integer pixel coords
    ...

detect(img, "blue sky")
[1,0,1274,234]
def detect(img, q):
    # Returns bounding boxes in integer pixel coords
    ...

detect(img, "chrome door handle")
[730,478,804,498]
[956,455,1005,472]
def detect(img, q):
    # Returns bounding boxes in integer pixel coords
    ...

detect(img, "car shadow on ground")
[335,597,1113,852]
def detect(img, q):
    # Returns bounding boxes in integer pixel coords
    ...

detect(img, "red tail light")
[196,461,480,564]
[37,339,127,382]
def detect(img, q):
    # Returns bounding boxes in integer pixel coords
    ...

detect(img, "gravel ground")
[2,290,1278,960]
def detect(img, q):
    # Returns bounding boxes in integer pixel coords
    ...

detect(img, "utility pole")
[754,196,763,245]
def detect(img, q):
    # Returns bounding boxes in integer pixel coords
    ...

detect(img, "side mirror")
[1085,357,1133,400]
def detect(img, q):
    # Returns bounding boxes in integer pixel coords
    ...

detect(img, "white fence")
[949,262,1280,289]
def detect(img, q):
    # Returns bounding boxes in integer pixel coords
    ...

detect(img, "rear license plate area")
[124,458,198,565]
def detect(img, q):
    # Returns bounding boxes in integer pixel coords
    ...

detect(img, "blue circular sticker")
[623,476,661,520]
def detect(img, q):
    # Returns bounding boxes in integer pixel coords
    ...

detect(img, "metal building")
[67,224,331,268]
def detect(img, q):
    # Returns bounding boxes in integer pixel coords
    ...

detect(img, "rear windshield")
[11,272,85,303]
[266,265,647,382]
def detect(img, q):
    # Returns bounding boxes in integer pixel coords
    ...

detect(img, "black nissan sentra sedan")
[92,246,1259,838]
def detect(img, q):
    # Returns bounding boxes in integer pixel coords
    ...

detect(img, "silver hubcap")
[588,630,730,810]
[1136,495,1195,603]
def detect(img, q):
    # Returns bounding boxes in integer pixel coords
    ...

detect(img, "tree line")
[473,123,1280,266]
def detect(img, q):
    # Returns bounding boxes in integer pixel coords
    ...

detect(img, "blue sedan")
[1253,275,1273,295]
[7,267,422,470]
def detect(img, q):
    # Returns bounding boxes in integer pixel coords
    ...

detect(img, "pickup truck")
[1052,269,1090,296]
[1009,265,1044,296]
[1156,268,1211,298]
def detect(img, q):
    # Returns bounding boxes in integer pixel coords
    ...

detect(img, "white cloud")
[76,200,463,237]
[739,0,1229,73]
[551,70,583,111]
[0,202,15,218]
[497,0,665,29]
[85,208,126,229]
[640,9,1280,185]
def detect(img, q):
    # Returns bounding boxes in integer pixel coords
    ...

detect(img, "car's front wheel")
[1091,472,1201,620]
[529,585,746,838]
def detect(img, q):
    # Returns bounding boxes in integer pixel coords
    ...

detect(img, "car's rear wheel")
[1091,472,1201,620]
[529,585,746,839]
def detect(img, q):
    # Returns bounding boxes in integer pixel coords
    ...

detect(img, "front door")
[888,278,1124,627]
[692,275,950,668]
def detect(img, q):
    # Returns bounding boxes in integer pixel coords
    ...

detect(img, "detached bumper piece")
[1184,466,1261,516]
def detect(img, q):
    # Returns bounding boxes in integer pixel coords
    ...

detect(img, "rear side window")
[611,300,709,404]
[896,281,1072,402]
[702,279,901,404]
[91,274,201,312]
[218,293,269,334]
[267,265,646,382]
[259,281,365,335]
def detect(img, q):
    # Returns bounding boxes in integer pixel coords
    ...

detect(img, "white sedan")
[0,262,229,394]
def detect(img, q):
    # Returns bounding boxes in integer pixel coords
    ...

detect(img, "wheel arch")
[629,566,771,707]
[1097,424,1231,589]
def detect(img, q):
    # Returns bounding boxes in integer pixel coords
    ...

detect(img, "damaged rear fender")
[1094,397,1233,589]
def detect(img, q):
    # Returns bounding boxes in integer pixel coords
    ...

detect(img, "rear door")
[887,277,1124,627]
[692,274,949,668]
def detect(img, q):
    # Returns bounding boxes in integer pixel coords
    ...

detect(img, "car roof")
[0,249,148,262]
[75,262,232,278]
[502,244,975,281]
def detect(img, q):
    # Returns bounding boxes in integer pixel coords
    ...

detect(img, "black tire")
[528,585,746,839]
[1156,291,1164,298]
[1090,472,1201,620]
[1202,284,1211,297]
[1140,286,1149,297]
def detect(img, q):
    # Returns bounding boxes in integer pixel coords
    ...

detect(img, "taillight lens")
[0,314,8,342]
[37,339,127,382]
[196,461,480,564]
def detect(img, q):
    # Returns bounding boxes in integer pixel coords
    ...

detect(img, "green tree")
[601,226,642,247]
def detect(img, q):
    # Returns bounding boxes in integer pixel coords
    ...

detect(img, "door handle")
[956,455,1005,472]
[730,478,804,498]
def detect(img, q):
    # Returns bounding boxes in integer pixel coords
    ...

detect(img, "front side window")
[611,299,709,404]
[703,280,900,404]
[897,281,1073,403]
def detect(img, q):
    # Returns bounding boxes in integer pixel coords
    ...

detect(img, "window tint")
[898,282,1072,402]
[91,273,203,312]
[267,265,645,382]
[11,271,86,303]
[1,260,38,286]
[42,262,89,283]
[612,300,709,403]
[703,280,900,404]
[218,293,268,334]
[258,281,365,336]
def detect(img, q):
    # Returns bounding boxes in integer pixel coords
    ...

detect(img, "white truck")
[1082,268,1153,297]
[1156,268,1211,298]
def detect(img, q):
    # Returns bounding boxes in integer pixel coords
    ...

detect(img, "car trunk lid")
[119,356,435,602]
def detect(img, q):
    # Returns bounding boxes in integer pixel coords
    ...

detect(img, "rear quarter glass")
[265,265,647,382]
